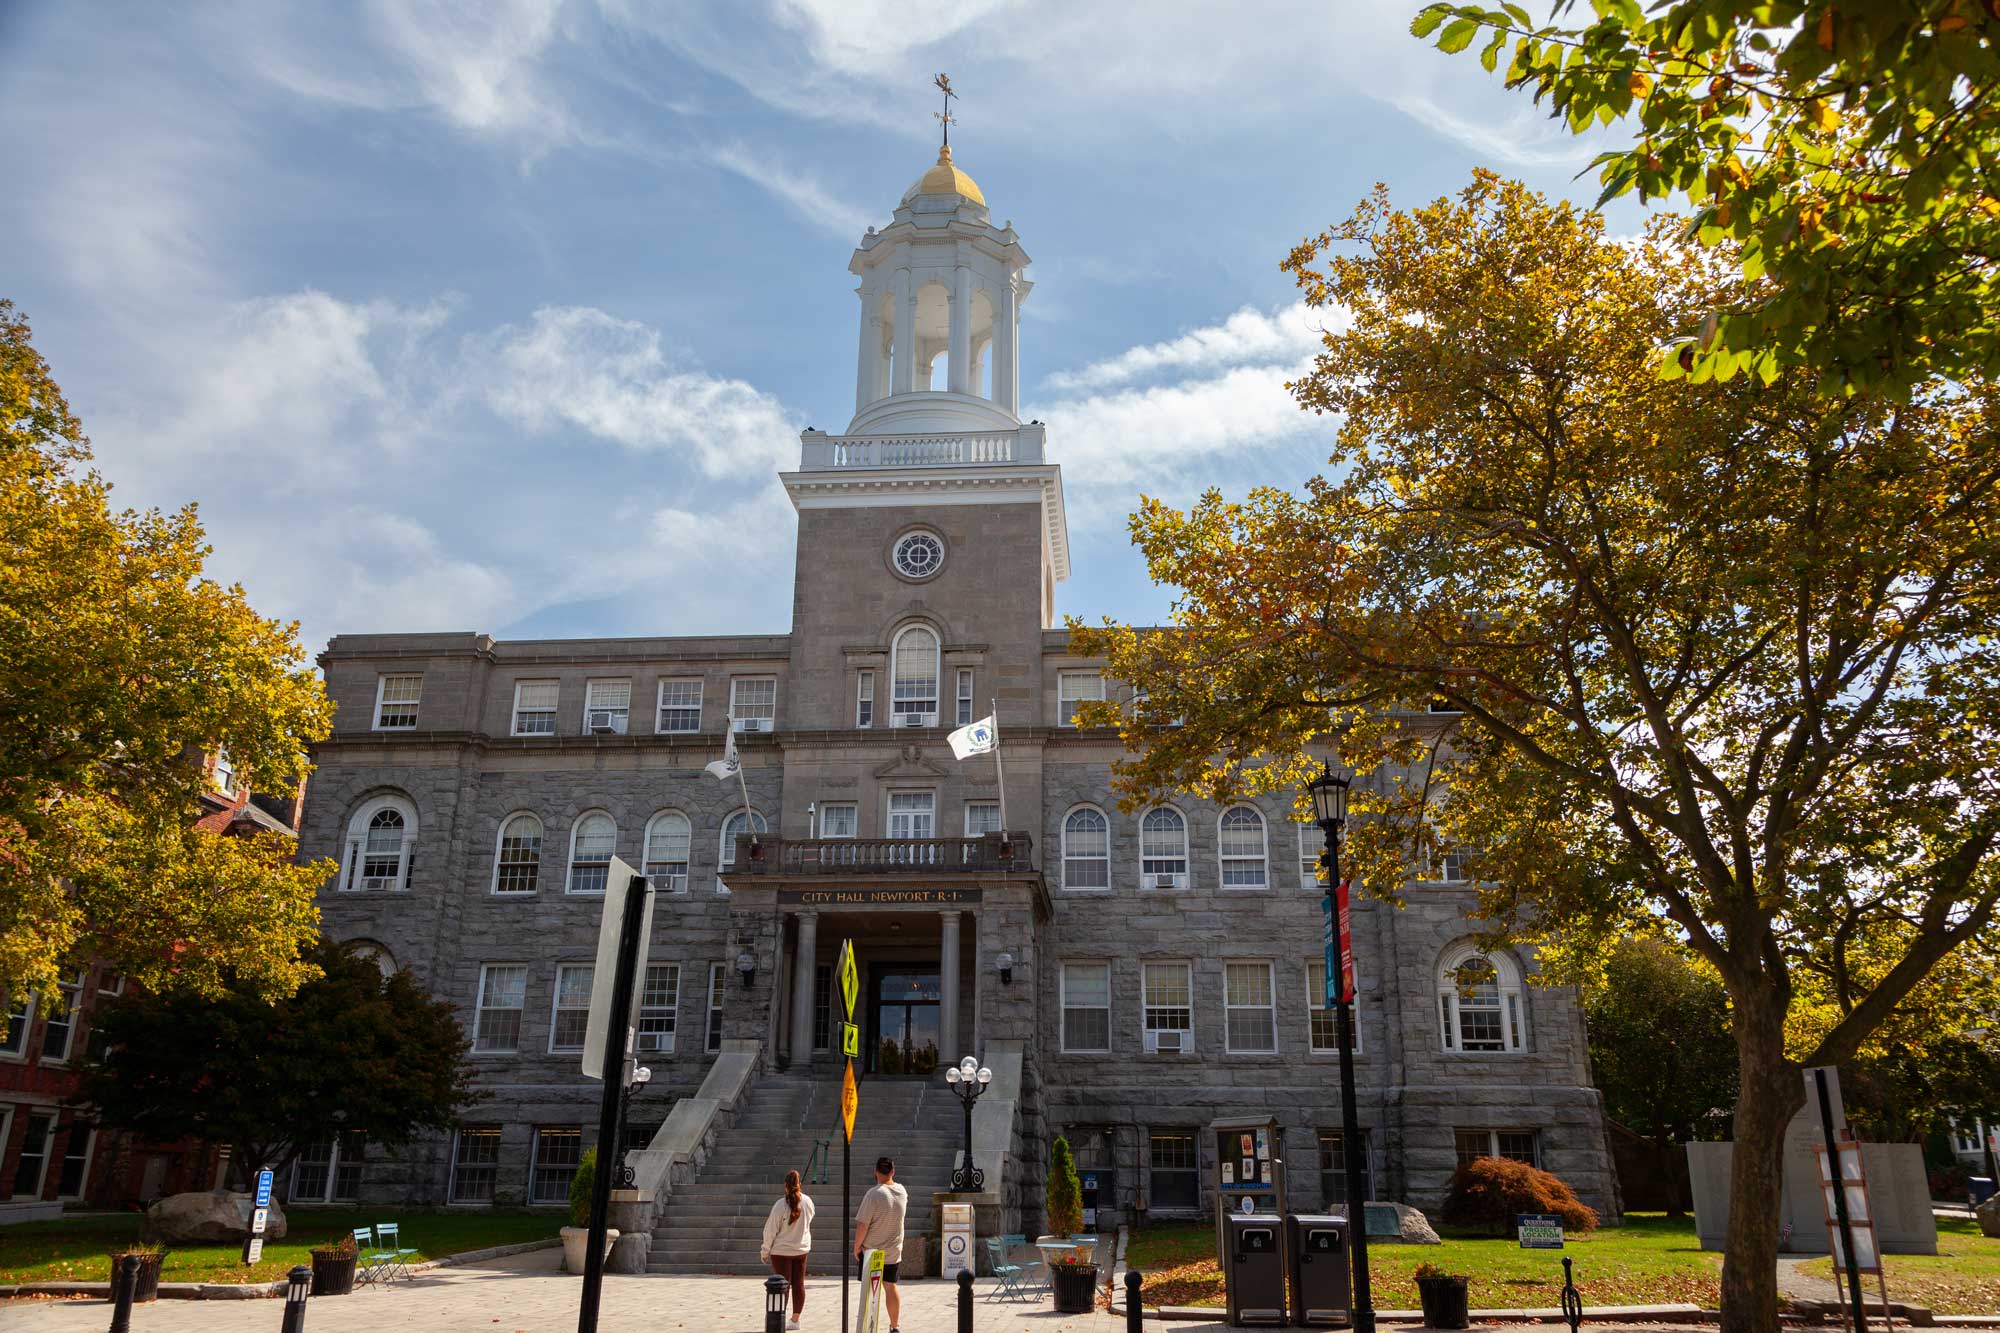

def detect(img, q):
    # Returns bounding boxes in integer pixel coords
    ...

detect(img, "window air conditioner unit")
[639,1032,675,1054]
[360,875,399,892]
[587,711,623,734]
[1150,873,1187,891]
[1146,1029,1187,1054]
[899,712,934,728]
[735,717,769,733]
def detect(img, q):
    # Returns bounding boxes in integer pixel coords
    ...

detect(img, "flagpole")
[989,696,1009,843]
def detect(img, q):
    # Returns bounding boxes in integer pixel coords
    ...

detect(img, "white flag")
[948,715,997,760]
[705,721,740,781]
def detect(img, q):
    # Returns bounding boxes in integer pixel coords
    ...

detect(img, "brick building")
[300,146,1618,1256]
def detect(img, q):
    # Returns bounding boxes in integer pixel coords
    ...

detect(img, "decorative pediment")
[873,743,951,779]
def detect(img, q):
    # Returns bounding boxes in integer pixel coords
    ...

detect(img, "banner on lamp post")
[1336,879,1355,1004]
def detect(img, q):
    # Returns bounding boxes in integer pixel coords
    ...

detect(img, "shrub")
[1046,1136,1084,1237]
[1439,1156,1599,1237]
[311,1234,356,1258]
[1927,1162,1973,1202]
[569,1148,598,1227]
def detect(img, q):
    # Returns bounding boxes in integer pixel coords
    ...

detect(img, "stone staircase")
[645,1071,965,1275]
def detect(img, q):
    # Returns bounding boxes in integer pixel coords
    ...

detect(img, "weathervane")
[933,72,956,148]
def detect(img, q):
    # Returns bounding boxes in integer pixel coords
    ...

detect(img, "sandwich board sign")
[581,857,654,1079]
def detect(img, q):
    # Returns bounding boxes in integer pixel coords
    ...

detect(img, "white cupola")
[845,144,1032,435]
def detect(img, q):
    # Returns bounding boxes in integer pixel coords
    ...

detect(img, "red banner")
[1336,879,1355,1003]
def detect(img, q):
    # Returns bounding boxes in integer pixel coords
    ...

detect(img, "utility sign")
[841,1021,860,1057]
[242,1169,275,1264]
[841,1060,859,1141]
[837,940,858,1020]
[1517,1213,1565,1249]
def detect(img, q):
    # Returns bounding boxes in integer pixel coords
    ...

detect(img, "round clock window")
[892,531,946,580]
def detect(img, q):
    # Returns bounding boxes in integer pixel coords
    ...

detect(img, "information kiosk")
[1210,1116,1290,1327]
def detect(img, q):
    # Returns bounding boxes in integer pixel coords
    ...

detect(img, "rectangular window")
[449,1126,502,1204]
[657,678,703,734]
[1148,1132,1199,1212]
[638,963,679,1054]
[292,1140,335,1203]
[1298,822,1324,890]
[625,1121,662,1155]
[819,803,858,838]
[1454,1129,1538,1168]
[856,671,874,728]
[1059,671,1103,726]
[211,748,236,794]
[41,971,82,1064]
[1142,961,1193,1052]
[549,964,593,1052]
[512,680,558,735]
[887,791,936,840]
[964,802,1001,838]
[956,669,975,726]
[57,1124,94,1199]
[474,964,527,1053]
[731,677,777,730]
[1224,961,1278,1054]
[643,815,689,894]
[12,1112,55,1199]
[530,1127,583,1205]
[374,673,422,730]
[584,679,631,734]
[813,964,832,1051]
[1318,1130,1373,1206]
[332,1135,364,1200]
[1061,961,1112,1053]
[1308,961,1362,1054]
[706,963,725,1053]
[0,995,30,1058]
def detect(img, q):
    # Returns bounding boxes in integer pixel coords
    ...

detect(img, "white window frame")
[11,1110,55,1200]
[638,963,680,1054]
[1062,806,1112,892]
[856,670,875,728]
[548,963,593,1053]
[1058,670,1103,726]
[566,811,617,895]
[511,680,559,736]
[886,790,937,839]
[339,794,418,892]
[447,1125,502,1204]
[1218,806,1270,890]
[289,1136,364,1205]
[890,625,941,727]
[705,963,726,1053]
[643,809,692,894]
[956,668,976,726]
[963,801,1001,838]
[491,812,543,895]
[40,971,83,1065]
[57,1123,96,1200]
[1,994,35,1061]
[1298,821,1325,890]
[529,1127,583,1206]
[211,747,236,795]
[719,809,768,872]
[473,964,527,1054]
[1140,807,1189,889]
[1308,959,1363,1055]
[583,678,631,735]
[1438,950,1526,1053]
[657,678,703,734]
[819,803,859,839]
[373,672,422,730]
[1142,960,1194,1053]
[1455,1128,1539,1168]
[730,677,777,731]
[1224,959,1279,1055]
[1060,961,1113,1054]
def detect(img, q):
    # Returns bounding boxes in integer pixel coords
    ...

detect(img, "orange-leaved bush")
[1439,1157,1598,1237]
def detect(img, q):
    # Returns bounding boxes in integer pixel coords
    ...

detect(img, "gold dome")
[905,144,985,206]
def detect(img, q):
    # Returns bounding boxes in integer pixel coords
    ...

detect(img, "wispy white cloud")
[1042,301,1338,393]
[706,143,874,238]
[1384,93,1598,171]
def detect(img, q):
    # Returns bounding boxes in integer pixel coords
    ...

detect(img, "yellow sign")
[841,1059,859,1142]
[841,1021,860,1058]
[837,940,858,1019]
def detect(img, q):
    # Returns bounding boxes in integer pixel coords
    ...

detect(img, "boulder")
[1362,1200,1442,1244]
[146,1190,288,1244]
[1977,1194,2000,1239]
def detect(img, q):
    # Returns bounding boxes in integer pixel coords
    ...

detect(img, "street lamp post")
[1308,761,1374,1333]
[944,1054,992,1191]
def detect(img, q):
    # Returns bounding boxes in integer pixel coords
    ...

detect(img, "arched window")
[645,810,692,894]
[891,625,941,725]
[1062,807,1110,890]
[341,794,417,892]
[1218,806,1268,888]
[492,813,542,895]
[1140,808,1188,887]
[719,809,769,870]
[1438,950,1526,1053]
[567,812,617,895]
[345,940,397,978]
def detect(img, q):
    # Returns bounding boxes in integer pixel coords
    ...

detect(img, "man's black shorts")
[881,1262,900,1284]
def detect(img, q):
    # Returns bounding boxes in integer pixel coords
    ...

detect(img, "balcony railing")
[728,831,1035,875]
[797,425,1046,471]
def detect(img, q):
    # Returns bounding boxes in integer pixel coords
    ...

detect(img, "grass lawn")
[0,1208,560,1287]
[1125,1213,1722,1311]
[1800,1218,2000,1317]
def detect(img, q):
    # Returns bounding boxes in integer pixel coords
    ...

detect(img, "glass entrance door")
[871,970,941,1075]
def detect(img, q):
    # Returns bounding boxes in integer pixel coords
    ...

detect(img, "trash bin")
[1223,1213,1288,1327]
[1285,1215,1351,1327]
[1971,1176,1997,1207]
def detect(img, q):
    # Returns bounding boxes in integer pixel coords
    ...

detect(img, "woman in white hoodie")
[760,1168,815,1327]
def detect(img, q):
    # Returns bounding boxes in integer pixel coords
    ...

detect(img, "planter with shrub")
[1042,1136,1098,1312]
[311,1234,360,1295]
[559,1148,618,1274]
[107,1245,167,1303]
[1439,1156,1599,1238]
[1414,1262,1470,1330]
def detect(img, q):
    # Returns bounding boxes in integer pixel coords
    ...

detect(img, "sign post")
[241,1169,274,1265]
[837,940,858,1333]
[577,859,653,1333]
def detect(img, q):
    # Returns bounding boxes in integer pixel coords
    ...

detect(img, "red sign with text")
[1337,879,1355,1003]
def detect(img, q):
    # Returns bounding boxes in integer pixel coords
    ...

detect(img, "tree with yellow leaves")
[1070,174,2000,1333]
[0,300,333,1012]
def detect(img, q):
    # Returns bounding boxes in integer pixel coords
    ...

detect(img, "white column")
[790,912,818,1064]
[938,911,962,1065]
[892,267,916,395]
[948,265,972,394]
[855,289,880,414]
[994,276,1019,414]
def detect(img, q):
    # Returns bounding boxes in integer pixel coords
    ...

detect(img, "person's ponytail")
[784,1169,802,1224]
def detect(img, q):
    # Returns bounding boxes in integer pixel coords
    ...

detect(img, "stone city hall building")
[303,145,1617,1267]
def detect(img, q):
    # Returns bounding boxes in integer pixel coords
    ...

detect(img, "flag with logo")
[947,714,996,760]
[704,718,740,781]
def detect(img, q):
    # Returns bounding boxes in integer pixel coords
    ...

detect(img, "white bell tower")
[844,143,1031,435]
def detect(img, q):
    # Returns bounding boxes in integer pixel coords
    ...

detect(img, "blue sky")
[0,1,1634,657]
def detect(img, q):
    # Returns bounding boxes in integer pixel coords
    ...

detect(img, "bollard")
[765,1274,789,1333]
[1126,1268,1144,1333]
[107,1254,139,1333]
[958,1268,974,1333]
[1560,1256,1583,1333]
[280,1264,311,1333]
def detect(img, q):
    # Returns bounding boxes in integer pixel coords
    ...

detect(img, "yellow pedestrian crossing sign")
[841,1021,859,1058]
[841,1059,859,1141]
[837,940,858,1019]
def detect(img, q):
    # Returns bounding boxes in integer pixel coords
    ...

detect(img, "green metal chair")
[982,1236,1027,1302]
[374,1221,418,1283]
[352,1226,391,1285]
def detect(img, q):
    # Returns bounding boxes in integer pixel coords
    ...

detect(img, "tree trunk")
[1654,1130,1685,1218]
[1717,997,1806,1333]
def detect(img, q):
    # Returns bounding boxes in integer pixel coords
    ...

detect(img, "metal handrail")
[804,1137,832,1186]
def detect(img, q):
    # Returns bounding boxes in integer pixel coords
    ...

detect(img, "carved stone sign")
[777,887,983,907]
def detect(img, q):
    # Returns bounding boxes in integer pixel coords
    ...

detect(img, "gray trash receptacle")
[1285,1215,1351,1327]
[1223,1214,1288,1326]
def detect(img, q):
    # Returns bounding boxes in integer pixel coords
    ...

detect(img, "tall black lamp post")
[1308,760,1374,1333]
[944,1054,991,1191]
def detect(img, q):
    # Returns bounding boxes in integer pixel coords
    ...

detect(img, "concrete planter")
[559,1226,619,1274]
